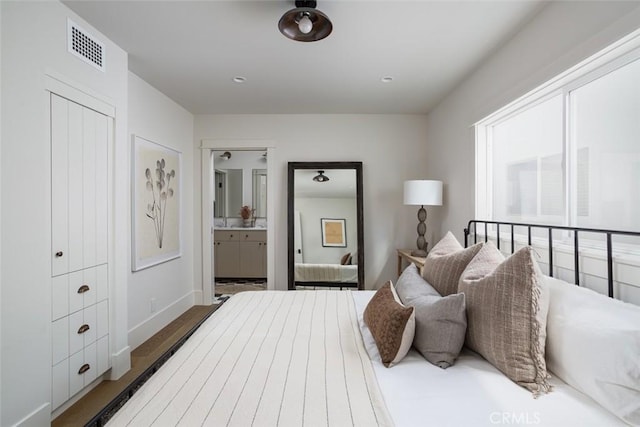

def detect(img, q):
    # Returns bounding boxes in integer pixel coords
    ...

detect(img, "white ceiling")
[64,0,544,114]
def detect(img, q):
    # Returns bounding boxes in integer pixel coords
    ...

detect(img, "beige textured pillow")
[423,231,483,296]
[363,281,415,367]
[459,243,551,396]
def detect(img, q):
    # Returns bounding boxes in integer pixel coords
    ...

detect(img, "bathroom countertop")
[214,227,267,231]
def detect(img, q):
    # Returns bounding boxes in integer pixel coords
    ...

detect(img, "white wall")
[296,197,357,264]
[424,1,640,243]
[127,72,195,350]
[0,2,129,425]
[194,115,432,290]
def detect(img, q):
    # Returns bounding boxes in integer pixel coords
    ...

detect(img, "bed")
[294,262,358,288]
[103,220,640,426]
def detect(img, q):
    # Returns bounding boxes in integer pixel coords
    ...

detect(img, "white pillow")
[545,277,640,425]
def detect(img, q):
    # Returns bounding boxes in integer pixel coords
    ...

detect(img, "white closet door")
[51,96,69,277]
[82,108,97,268]
[95,115,109,265]
[51,94,109,274]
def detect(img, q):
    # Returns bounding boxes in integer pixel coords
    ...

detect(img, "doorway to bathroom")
[200,141,275,305]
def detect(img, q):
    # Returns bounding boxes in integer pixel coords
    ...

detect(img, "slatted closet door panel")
[51,94,109,275]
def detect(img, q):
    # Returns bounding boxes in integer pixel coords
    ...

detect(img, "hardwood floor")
[52,304,220,427]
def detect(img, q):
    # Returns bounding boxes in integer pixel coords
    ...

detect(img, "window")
[476,39,640,237]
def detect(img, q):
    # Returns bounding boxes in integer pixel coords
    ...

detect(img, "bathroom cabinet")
[214,229,266,278]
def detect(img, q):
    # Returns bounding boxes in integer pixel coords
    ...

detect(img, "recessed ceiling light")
[232,76,246,83]
[381,76,393,83]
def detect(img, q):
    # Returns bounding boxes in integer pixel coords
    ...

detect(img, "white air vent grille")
[67,19,105,72]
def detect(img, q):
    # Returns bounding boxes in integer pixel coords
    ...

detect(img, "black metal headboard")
[464,220,640,299]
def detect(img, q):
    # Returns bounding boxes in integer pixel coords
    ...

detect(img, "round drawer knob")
[55,251,64,257]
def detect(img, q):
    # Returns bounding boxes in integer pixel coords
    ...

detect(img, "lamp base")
[411,249,427,258]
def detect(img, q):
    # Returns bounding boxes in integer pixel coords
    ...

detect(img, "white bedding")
[352,291,626,427]
[295,263,358,283]
[107,291,392,426]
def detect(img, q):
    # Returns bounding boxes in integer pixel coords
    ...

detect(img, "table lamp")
[404,180,443,257]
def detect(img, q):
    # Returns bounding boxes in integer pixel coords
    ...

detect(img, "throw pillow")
[412,292,467,369]
[395,264,467,368]
[423,231,483,296]
[458,243,551,396]
[340,252,352,265]
[395,263,439,304]
[363,281,415,367]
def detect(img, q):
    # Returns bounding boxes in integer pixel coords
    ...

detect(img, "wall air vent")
[67,19,105,72]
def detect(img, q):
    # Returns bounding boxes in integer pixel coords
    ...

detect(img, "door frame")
[200,140,276,304]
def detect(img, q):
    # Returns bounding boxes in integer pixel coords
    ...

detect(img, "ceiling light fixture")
[313,170,329,182]
[381,76,394,83]
[279,1,332,42]
[232,76,246,83]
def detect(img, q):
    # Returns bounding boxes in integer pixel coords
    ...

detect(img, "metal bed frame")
[464,219,640,299]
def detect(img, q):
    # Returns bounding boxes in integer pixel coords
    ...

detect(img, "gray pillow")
[395,263,467,369]
[412,293,467,369]
[396,263,439,304]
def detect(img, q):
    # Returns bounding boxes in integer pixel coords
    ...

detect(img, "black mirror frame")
[287,161,364,290]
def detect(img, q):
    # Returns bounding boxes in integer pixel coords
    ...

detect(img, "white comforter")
[107,291,392,426]
[352,291,626,427]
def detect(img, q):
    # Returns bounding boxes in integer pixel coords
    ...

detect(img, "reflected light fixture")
[219,151,232,160]
[313,170,329,182]
[404,180,443,257]
[278,0,332,42]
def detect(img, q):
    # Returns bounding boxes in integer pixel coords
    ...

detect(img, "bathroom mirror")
[287,162,364,290]
[214,168,242,218]
[252,169,267,218]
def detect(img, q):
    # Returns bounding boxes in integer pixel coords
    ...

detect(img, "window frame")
[475,30,640,242]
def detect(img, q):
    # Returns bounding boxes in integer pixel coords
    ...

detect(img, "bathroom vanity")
[214,228,267,279]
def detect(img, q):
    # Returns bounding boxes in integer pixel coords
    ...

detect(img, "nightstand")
[397,249,427,276]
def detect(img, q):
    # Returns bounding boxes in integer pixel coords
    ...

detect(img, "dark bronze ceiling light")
[278,1,332,42]
[313,170,330,182]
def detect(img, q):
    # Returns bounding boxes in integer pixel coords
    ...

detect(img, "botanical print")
[145,159,176,248]
[133,135,181,271]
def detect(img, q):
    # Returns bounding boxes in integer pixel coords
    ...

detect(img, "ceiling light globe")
[298,15,313,34]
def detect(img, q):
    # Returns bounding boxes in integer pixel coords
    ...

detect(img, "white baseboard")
[109,344,132,381]
[128,291,195,350]
[13,403,49,427]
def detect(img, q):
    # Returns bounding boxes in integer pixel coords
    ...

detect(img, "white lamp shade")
[404,180,443,206]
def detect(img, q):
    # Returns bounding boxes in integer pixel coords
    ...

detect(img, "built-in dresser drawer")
[51,264,108,321]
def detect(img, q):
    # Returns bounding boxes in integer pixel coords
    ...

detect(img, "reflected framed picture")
[321,218,346,247]
[132,135,182,271]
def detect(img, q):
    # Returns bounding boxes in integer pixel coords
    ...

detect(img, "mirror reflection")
[252,169,267,218]
[288,162,364,290]
[214,168,242,218]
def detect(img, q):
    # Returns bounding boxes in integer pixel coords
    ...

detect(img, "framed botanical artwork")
[321,218,347,247]
[132,135,182,271]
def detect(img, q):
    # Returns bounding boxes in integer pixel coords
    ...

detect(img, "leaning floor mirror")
[287,162,364,290]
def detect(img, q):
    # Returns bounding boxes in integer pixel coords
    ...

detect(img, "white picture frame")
[132,135,182,271]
